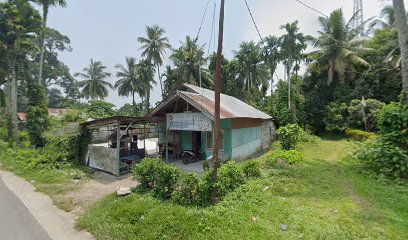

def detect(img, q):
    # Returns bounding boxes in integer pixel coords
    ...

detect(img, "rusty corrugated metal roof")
[148,83,273,120]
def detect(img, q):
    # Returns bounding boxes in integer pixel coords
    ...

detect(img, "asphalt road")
[0,176,51,240]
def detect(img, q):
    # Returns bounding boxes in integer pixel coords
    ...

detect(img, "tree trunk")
[145,90,150,113]
[10,59,18,143]
[211,0,225,205]
[393,0,408,104]
[38,7,48,86]
[157,63,164,98]
[132,90,136,106]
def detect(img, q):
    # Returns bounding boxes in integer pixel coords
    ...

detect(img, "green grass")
[77,138,405,239]
[0,142,88,210]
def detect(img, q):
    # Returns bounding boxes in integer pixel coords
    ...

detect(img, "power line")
[195,0,211,42]
[294,0,328,18]
[243,0,264,42]
[208,1,217,56]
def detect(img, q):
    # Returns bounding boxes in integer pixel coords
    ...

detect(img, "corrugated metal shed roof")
[148,83,272,120]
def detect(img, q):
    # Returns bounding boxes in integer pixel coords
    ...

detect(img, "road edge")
[0,170,93,240]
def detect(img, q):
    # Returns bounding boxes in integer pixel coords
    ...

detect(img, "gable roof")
[147,83,272,120]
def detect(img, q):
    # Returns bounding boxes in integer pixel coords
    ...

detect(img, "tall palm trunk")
[145,90,150,113]
[10,58,18,143]
[156,63,164,98]
[393,0,408,104]
[38,6,48,86]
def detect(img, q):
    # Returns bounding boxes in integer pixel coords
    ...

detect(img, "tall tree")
[308,9,369,85]
[393,0,408,104]
[369,5,396,30]
[0,0,41,143]
[280,21,308,122]
[138,25,171,98]
[32,0,67,86]
[115,57,144,108]
[75,59,112,100]
[261,35,281,94]
[137,59,156,112]
[170,36,212,88]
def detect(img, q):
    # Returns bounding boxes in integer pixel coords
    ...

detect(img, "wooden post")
[116,123,120,177]
[211,0,225,205]
[166,115,169,162]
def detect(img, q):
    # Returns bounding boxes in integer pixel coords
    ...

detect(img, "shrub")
[153,164,180,199]
[217,161,244,197]
[268,149,305,165]
[26,106,50,148]
[276,123,304,150]
[197,171,213,205]
[377,103,408,149]
[347,98,385,131]
[172,172,200,205]
[132,158,180,199]
[345,129,377,141]
[240,160,261,178]
[62,109,88,123]
[132,158,162,189]
[323,102,348,132]
[300,131,320,143]
[354,139,408,179]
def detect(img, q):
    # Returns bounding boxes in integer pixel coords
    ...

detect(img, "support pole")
[116,123,120,177]
[211,0,225,205]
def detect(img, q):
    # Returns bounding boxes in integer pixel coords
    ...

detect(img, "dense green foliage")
[78,139,408,240]
[86,100,116,119]
[133,158,260,206]
[26,83,49,148]
[276,123,304,150]
[354,103,408,179]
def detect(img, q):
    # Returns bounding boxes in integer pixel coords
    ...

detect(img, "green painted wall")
[201,119,232,159]
[181,131,192,151]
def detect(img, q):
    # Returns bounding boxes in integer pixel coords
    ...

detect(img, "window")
[206,130,224,149]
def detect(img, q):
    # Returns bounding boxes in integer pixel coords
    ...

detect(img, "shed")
[80,116,162,176]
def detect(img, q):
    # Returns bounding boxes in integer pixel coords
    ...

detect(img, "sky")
[39,0,404,108]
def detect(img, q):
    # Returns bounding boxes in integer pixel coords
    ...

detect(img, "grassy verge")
[0,141,89,211]
[76,138,407,239]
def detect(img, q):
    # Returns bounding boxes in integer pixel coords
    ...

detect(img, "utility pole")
[211,0,225,205]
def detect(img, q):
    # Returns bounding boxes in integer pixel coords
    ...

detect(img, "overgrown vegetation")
[353,103,408,180]
[132,158,259,206]
[77,138,408,240]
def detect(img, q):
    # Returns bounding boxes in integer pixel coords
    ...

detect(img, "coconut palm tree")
[234,41,269,94]
[308,9,369,85]
[393,0,408,104]
[115,57,144,107]
[32,0,67,86]
[261,35,281,94]
[369,5,396,29]
[75,59,112,100]
[138,25,171,98]
[137,59,156,112]
[170,36,212,88]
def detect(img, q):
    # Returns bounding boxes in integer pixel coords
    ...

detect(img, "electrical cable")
[195,0,211,42]
[294,0,328,18]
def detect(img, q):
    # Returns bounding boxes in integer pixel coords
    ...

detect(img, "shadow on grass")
[318,132,347,141]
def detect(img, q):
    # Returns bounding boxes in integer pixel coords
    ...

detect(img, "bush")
[276,123,304,150]
[26,106,50,148]
[240,160,261,178]
[345,129,377,141]
[217,161,244,197]
[153,164,180,199]
[132,158,180,199]
[132,158,162,189]
[324,102,348,132]
[354,139,408,179]
[377,103,408,149]
[62,109,88,123]
[348,99,385,131]
[172,172,200,205]
[268,149,305,165]
[354,103,408,180]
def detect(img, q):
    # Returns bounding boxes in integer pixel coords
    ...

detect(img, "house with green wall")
[148,84,276,162]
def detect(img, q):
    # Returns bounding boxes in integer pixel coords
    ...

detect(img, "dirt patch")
[62,171,138,215]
